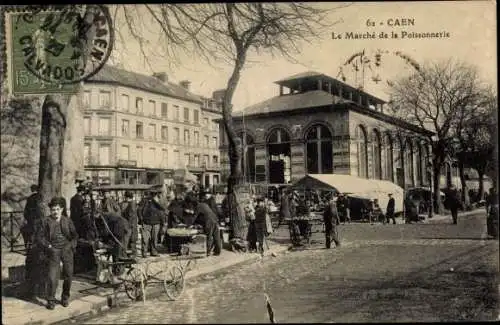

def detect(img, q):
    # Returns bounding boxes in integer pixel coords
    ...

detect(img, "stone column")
[333,137,350,175]
[380,142,387,180]
[349,138,359,177]
[366,140,373,179]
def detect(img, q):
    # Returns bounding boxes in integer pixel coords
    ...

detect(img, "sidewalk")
[2,242,288,325]
[421,208,485,224]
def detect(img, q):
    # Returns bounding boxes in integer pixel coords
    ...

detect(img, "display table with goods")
[166,225,202,255]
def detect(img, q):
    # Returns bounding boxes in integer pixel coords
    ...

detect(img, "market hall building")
[219,71,435,190]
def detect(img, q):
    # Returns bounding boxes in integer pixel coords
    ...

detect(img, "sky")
[109,1,497,112]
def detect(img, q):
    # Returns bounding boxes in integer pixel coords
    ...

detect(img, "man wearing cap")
[70,185,86,238]
[185,192,222,256]
[323,192,341,249]
[386,193,396,224]
[121,191,138,257]
[201,188,223,223]
[35,197,78,310]
[140,189,167,257]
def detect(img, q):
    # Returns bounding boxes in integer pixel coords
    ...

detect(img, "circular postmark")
[15,5,114,84]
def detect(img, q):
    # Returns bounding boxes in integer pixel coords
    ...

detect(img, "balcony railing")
[1,211,25,253]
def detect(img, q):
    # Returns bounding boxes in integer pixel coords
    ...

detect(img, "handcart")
[94,246,195,306]
[286,212,324,246]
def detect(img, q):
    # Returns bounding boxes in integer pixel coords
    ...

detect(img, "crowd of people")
[19,181,498,310]
[19,182,277,310]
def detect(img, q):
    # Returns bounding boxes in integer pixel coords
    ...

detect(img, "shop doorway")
[267,128,291,184]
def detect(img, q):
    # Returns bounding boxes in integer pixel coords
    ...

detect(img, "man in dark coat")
[446,186,461,225]
[35,197,78,310]
[337,193,350,224]
[96,210,131,279]
[121,191,138,257]
[404,195,419,223]
[139,190,166,257]
[185,193,222,256]
[323,193,341,249]
[201,189,223,223]
[386,193,396,224]
[22,184,42,249]
[70,185,86,238]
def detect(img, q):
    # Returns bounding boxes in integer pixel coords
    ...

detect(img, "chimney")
[212,89,226,103]
[153,72,168,83]
[180,80,191,90]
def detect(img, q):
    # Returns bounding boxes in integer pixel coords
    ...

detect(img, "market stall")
[292,174,405,215]
[166,226,203,255]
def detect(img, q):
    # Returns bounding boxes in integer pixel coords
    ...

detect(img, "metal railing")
[1,211,25,253]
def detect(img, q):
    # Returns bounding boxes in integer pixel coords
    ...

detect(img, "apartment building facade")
[82,65,222,188]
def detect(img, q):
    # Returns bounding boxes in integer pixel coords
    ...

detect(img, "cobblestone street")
[82,211,498,323]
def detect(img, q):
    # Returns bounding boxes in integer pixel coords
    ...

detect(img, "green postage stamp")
[4,5,113,95]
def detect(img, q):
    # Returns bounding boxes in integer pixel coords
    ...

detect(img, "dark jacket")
[205,196,223,221]
[141,198,167,225]
[70,193,85,235]
[167,199,184,227]
[24,192,42,227]
[386,197,395,214]
[323,199,340,228]
[121,200,138,226]
[405,199,418,218]
[102,212,130,238]
[446,190,461,210]
[337,196,349,212]
[34,215,78,252]
[193,202,219,232]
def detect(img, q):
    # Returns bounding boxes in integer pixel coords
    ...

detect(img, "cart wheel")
[178,258,197,272]
[163,265,185,300]
[124,267,146,301]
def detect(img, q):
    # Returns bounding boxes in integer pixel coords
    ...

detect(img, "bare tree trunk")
[478,170,485,200]
[222,54,247,239]
[37,95,69,216]
[458,160,470,210]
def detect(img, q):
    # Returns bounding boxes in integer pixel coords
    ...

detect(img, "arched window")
[372,129,382,179]
[238,131,256,183]
[355,125,368,178]
[384,133,394,182]
[306,124,333,174]
[267,128,291,184]
[416,140,423,186]
[395,135,405,188]
[405,138,415,186]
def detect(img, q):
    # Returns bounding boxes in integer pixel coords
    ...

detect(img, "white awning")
[292,174,405,214]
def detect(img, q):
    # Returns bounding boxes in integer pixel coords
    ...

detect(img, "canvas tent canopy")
[292,174,405,214]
